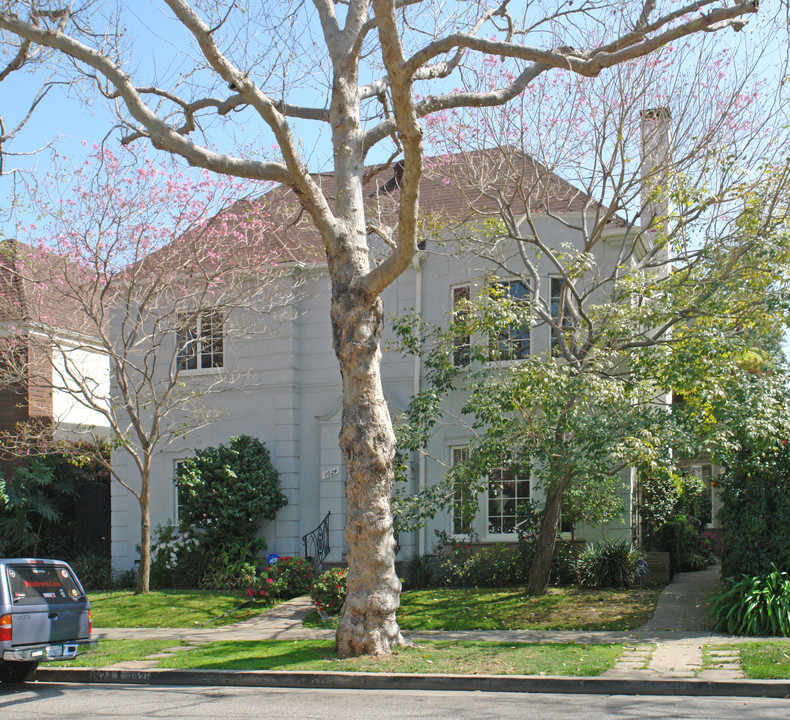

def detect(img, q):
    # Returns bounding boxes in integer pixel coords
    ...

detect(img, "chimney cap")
[641,107,671,121]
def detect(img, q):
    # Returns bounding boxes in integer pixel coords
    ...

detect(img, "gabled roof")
[258,148,614,262]
[0,240,100,340]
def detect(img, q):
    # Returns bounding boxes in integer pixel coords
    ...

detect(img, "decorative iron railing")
[303,511,331,573]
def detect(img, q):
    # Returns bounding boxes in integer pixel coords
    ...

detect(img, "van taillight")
[0,614,11,642]
[88,609,92,635]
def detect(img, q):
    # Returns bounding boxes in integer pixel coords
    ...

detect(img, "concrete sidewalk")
[51,564,784,694]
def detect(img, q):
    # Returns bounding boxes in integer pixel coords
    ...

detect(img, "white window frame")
[549,275,568,355]
[489,277,531,362]
[450,446,473,537]
[177,309,224,372]
[450,283,472,368]
[486,467,531,539]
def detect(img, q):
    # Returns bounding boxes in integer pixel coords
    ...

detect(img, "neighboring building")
[0,240,111,476]
[109,149,656,570]
[0,239,112,558]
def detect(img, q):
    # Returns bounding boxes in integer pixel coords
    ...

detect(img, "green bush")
[718,441,790,579]
[311,568,348,615]
[711,567,790,636]
[70,551,113,590]
[652,516,709,576]
[0,446,111,560]
[175,436,287,569]
[434,540,525,588]
[576,539,643,589]
[550,542,580,586]
[402,552,437,589]
[268,557,314,597]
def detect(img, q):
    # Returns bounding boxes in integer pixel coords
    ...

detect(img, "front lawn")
[724,641,790,679]
[89,590,274,628]
[157,639,622,675]
[305,585,661,632]
[61,639,178,667]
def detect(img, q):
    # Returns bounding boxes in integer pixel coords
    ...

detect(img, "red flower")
[266,578,274,584]
[712,481,718,488]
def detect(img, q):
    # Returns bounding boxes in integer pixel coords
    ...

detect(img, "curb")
[34,667,790,698]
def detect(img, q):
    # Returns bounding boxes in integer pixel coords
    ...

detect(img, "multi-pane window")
[490,279,531,360]
[451,447,473,535]
[452,285,471,367]
[550,277,564,354]
[177,310,223,371]
[487,468,531,535]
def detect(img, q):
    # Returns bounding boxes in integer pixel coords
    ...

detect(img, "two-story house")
[108,144,671,571]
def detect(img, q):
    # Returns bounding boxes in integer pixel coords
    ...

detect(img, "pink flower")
[266,578,274,584]
[245,589,254,597]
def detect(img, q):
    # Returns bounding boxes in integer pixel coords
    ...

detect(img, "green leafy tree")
[394,165,790,594]
[0,458,61,556]
[175,435,287,567]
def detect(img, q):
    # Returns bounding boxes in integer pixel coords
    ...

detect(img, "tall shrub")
[175,436,287,568]
[718,441,790,578]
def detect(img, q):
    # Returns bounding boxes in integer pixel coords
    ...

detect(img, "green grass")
[304,585,661,632]
[89,590,275,628]
[721,641,790,679]
[59,639,178,667]
[157,639,622,675]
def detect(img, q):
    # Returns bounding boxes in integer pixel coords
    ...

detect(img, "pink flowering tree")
[3,148,296,592]
[0,0,770,654]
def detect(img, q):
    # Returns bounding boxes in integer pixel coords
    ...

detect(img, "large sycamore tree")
[0,0,762,656]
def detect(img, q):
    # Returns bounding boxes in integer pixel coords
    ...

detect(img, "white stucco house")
[109,138,719,570]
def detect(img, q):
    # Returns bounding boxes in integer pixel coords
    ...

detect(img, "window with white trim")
[451,447,473,535]
[177,310,223,371]
[490,278,531,361]
[452,284,471,367]
[550,277,569,355]
[487,467,531,536]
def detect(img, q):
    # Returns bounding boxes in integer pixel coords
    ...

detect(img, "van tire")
[0,660,39,683]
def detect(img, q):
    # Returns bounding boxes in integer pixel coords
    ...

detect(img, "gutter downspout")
[412,252,426,554]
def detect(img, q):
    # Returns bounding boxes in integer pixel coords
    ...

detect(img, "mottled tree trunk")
[332,283,405,657]
[525,470,571,595]
[136,470,151,594]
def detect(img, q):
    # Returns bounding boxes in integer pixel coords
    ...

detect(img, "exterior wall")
[51,341,111,438]
[109,219,637,570]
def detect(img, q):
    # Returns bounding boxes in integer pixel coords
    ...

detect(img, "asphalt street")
[1,684,789,720]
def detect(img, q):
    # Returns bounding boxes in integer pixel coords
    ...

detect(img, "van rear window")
[6,565,83,605]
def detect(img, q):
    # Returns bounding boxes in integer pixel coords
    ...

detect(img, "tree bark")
[136,471,151,594]
[332,281,405,656]
[525,470,571,595]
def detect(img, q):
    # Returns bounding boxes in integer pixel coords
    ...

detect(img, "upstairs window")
[550,277,571,355]
[490,278,531,361]
[452,285,471,367]
[177,310,223,371]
